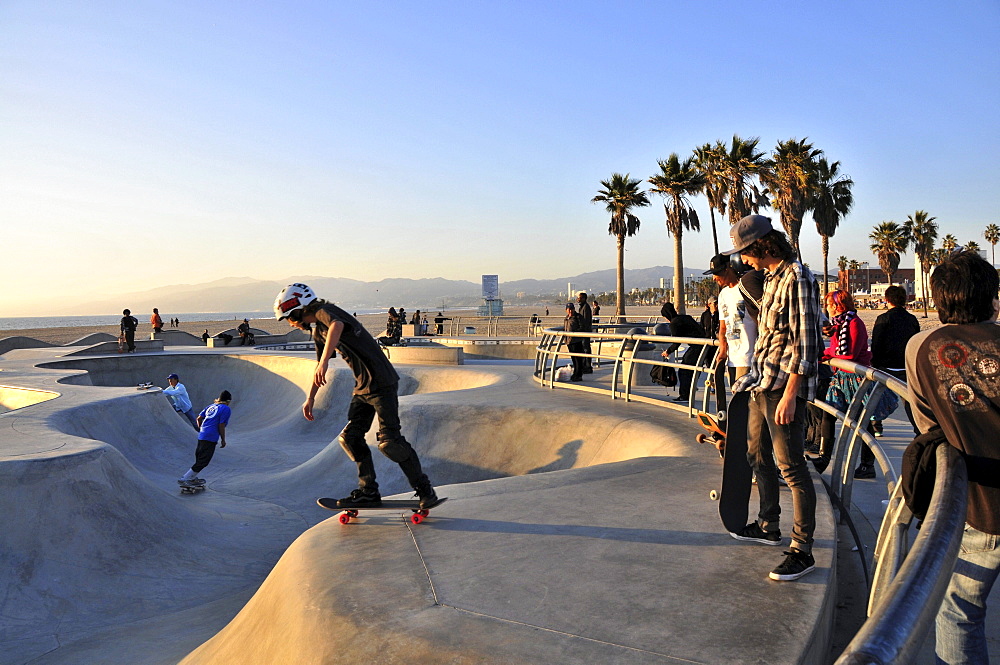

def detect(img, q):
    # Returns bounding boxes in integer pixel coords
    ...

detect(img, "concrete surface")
[1,344,838,664]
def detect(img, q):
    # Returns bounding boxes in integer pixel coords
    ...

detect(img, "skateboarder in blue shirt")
[178,390,232,486]
[274,283,439,510]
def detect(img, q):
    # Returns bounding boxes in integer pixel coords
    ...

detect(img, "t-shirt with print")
[313,302,400,395]
[198,402,231,443]
[718,283,757,368]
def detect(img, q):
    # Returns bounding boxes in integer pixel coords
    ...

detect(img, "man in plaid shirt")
[723,215,824,582]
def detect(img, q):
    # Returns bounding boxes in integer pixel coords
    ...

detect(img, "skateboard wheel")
[338,513,351,524]
[710,490,718,501]
[419,509,429,517]
[410,513,424,525]
[696,434,708,445]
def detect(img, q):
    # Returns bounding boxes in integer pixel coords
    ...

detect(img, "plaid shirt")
[734,259,823,400]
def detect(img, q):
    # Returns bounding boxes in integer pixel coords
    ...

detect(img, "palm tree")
[985,223,1000,267]
[649,154,705,314]
[592,173,650,316]
[941,234,958,253]
[904,210,938,318]
[837,255,849,290]
[761,138,823,258]
[716,135,771,227]
[966,240,981,252]
[848,259,860,294]
[810,159,854,296]
[693,141,728,255]
[870,221,910,284]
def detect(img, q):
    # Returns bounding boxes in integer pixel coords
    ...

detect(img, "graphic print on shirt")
[929,338,1000,410]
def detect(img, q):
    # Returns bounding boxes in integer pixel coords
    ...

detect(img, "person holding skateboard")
[723,215,823,582]
[120,309,138,353]
[274,283,439,510]
[178,390,232,487]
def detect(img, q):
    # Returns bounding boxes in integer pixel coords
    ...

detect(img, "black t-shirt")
[738,270,766,323]
[871,307,921,369]
[313,302,399,395]
[120,316,138,332]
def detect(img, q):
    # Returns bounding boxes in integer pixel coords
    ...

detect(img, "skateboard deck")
[695,359,729,452]
[178,480,206,494]
[317,496,448,525]
[717,390,753,533]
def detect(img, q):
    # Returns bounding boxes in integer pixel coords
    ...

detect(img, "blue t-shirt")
[197,402,231,443]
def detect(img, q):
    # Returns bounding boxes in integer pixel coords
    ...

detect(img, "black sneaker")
[336,489,382,508]
[854,464,876,479]
[730,522,782,545]
[769,548,816,581]
[812,456,830,474]
[872,421,884,437]
[415,484,439,510]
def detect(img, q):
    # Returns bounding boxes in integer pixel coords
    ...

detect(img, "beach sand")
[0,305,943,347]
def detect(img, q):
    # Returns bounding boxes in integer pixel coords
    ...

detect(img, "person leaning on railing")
[905,250,1000,665]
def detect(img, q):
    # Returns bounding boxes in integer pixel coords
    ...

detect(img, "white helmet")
[274,283,317,320]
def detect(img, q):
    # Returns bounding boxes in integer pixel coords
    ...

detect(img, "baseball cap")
[565,302,575,311]
[166,373,179,381]
[703,254,732,275]
[722,215,773,255]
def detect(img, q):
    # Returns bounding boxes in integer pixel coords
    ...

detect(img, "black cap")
[703,254,732,275]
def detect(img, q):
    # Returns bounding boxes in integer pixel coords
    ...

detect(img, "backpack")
[901,427,949,522]
[650,364,677,387]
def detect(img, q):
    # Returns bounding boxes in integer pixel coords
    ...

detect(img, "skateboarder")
[722,215,823,582]
[273,283,439,510]
[162,372,199,430]
[177,390,232,486]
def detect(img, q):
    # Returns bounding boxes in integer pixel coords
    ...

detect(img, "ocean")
[0,309,390,332]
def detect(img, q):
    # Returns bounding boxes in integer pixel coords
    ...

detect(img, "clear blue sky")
[1,1,997,315]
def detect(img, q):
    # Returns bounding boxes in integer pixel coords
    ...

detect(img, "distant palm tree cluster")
[592,135,998,317]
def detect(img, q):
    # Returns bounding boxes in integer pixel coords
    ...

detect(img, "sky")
[1,1,998,316]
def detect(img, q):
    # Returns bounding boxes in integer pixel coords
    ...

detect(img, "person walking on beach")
[150,308,163,333]
[274,283,439,509]
[177,390,232,487]
[163,373,199,430]
[120,309,138,352]
[724,215,823,582]
[905,250,1000,664]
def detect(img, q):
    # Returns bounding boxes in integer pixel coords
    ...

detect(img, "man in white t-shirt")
[704,254,759,384]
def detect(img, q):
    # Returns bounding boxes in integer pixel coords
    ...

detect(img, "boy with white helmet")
[274,283,439,509]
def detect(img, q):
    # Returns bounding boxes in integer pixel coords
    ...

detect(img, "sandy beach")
[0,304,944,347]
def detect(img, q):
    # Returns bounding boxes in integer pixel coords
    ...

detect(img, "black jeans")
[568,341,586,380]
[340,387,429,493]
[192,439,218,473]
[677,346,701,399]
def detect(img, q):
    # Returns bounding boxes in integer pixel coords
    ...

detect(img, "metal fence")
[533,328,968,664]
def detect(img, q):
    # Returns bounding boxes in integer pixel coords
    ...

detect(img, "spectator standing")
[724,215,823,582]
[659,301,705,402]
[906,250,1000,664]
[576,292,593,374]
[563,303,585,381]
[120,309,138,352]
[870,285,921,436]
[705,254,758,384]
[434,312,450,335]
[592,300,601,322]
[150,308,163,333]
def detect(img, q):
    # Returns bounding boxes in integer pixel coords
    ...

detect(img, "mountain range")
[66,266,710,315]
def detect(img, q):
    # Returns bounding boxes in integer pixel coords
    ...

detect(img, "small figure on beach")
[178,390,232,487]
[201,329,210,343]
[274,283,439,510]
[150,308,163,333]
[576,292,593,374]
[237,319,255,346]
[163,373,199,430]
[724,214,823,582]
[434,312,450,335]
[563,302,585,381]
[120,309,138,352]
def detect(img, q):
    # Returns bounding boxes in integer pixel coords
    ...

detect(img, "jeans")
[677,346,702,399]
[746,390,816,552]
[936,524,1000,664]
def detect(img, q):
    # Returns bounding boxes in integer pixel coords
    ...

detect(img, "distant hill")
[62,265,707,315]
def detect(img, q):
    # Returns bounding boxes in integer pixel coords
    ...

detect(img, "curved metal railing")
[533,330,969,663]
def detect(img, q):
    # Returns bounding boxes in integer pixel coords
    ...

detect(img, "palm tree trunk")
[922,263,930,318]
[673,231,685,315]
[709,207,719,256]
[616,234,626,317]
[821,235,830,298]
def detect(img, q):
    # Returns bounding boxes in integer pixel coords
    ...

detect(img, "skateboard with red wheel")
[695,359,729,454]
[316,497,448,525]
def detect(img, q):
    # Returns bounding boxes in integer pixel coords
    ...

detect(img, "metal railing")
[533,330,969,663]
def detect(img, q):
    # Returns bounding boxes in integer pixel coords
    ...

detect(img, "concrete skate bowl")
[2,354,739,665]
[0,385,59,413]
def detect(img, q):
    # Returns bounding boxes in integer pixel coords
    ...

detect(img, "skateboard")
[136,382,155,390]
[317,496,448,525]
[118,333,127,353]
[178,479,206,494]
[714,390,754,533]
[695,360,729,453]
